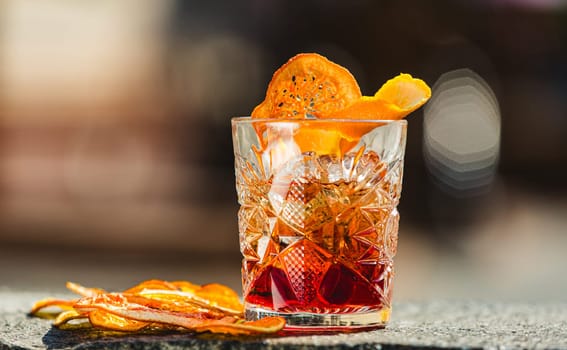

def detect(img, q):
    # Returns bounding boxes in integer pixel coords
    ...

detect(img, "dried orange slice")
[53,310,87,327]
[252,53,361,119]
[137,286,244,316]
[171,280,200,293]
[326,73,431,120]
[30,298,76,315]
[193,316,286,335]
[123,294,212,315]
[66,281,107,297]
[88,309,149,332]
[194,283,244,314]
[123,279,179,294]
[53,310,91,330]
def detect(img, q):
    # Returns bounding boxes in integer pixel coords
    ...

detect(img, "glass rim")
[231,116,408,125]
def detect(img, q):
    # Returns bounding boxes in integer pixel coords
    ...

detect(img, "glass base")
[245,305,391,332]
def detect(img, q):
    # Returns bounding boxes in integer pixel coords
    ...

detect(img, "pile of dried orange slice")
[30,280,285,335]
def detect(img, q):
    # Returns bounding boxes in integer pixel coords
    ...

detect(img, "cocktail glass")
[232,118,406,331]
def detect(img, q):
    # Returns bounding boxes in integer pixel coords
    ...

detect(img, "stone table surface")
[1,290,566,350]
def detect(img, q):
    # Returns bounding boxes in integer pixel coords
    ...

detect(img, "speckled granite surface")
[1,290,566,349]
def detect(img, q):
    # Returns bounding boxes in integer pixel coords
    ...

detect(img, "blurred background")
[0,0,566,302]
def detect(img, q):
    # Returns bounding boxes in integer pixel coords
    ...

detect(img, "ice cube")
[268,153,333,234]
[261,124,302,174]
[349,151,387,190]
[316,154,345,183]
[268,153,321,213]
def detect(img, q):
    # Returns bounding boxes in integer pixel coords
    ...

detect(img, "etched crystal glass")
[232,118,407,330]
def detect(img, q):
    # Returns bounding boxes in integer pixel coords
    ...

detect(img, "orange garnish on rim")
[251,54,430,156]
[252,53,361,119]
